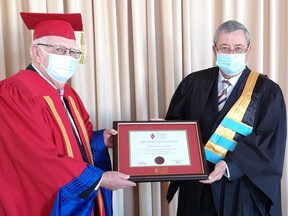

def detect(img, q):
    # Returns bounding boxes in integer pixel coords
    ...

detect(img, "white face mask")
[40,48,78,83]
[216,53,246,76]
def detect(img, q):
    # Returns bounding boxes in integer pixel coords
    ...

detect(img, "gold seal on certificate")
[155,156,165,165]
[113,121,208,182]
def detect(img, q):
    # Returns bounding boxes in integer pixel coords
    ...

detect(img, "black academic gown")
[166,67,287,216]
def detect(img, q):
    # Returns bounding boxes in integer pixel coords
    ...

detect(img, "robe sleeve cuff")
[224,159,244,181]
[221,160,231,180]
[91,130,112,171]
[51,164,104,215]
[63,164,104,197]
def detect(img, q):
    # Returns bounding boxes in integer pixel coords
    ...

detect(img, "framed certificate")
[113,121,208,182]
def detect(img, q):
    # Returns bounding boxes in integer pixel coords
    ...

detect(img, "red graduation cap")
[20,12,83,40]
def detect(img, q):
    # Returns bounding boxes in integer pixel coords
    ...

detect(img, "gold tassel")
[79,29,87,64]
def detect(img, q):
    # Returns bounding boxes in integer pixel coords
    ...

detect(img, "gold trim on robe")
[205,71,260,164]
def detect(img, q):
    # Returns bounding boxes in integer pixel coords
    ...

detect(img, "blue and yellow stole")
[205,71,263,164]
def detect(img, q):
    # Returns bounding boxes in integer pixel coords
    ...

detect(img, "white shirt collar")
[218,71,242,87]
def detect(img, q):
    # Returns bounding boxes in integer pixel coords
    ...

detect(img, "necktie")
[218,79,231,111]
[58,89,89,163]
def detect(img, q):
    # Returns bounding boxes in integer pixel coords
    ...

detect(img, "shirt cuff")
[221,160,231,180]
[95,176,102,190]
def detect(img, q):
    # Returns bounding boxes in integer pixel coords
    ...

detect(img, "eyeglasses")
[215,46,249,54]
[37,43,82,59]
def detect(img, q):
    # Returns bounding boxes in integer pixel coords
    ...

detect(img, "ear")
[31,45,41,61]
[245,46,252,62]
[246,45,252,54]
[212,46,217,56]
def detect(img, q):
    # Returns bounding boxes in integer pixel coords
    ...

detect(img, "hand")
[103,129,117,148]
[100,171,136,191]
[199,161,226,184]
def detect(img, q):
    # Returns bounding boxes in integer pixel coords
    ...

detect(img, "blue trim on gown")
[51,130,112,216]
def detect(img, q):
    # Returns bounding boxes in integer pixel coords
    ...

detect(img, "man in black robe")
[166,20,286,216]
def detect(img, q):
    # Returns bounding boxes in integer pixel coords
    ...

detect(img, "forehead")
[45,36,77,48]
[216,29,247,46]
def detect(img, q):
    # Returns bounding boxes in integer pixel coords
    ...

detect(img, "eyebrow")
[220,43,245,47]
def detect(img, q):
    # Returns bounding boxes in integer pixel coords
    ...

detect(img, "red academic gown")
[0,67,108,215]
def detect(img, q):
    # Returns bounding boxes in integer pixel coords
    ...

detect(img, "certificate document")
[113,121,208,182]
[129,130,191,167]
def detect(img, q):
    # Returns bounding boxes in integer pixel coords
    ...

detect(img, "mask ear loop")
[79,28,87,64]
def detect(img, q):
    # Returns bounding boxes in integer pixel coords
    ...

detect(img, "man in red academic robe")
[0,12,135,216]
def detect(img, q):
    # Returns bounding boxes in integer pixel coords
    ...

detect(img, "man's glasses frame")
[215,45,249,54]
[37,43,82,59]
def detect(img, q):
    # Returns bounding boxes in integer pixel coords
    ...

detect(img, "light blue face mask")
[40,48,78,83]
[216,53,246,76]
